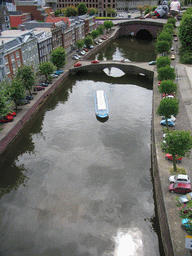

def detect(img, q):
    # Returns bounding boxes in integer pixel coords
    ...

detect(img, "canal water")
[0,37,161,256]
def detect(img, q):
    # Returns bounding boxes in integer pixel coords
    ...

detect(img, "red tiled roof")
[46,16,71,26]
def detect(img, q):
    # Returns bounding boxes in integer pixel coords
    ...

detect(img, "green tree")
[0,79,12,117]
[39,62,54,82]
[104,20,113,32]
[97,25,104,36]
[157,32,172,48]
[76,40,85,50]
[84,36,93,48]
[64,6,78,17]
[106,7,116,17]
[137,6,145,16]
[157,97,179,129]
[10,78,25,113]
[88,8,98,15]
[167,17,176,27]
[54,10,61,17]
[163,23,174,34]
[156,56,171,69]
[16,65,35,96]
[159,80,177,94]
[78,3,87,15]
[179,14,192,52]
[156,41,170,55]
[51,46,66,70]
[90,29,100,39]
[157,66,176,81]
[162,130,192,172]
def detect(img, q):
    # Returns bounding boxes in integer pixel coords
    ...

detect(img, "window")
[11,54,14,61]
[17,59,21,67]
[16,51,20,58]
[4,56,8,64]
[6,65,10,74]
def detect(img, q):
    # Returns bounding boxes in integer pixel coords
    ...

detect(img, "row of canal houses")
[0,14,95,82]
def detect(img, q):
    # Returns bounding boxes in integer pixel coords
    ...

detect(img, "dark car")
[17,98,30,106]
[0,114,14,123]
[34,85,45,91]
[39,82,49,87]
[26,95,34,100]
[169,183,191,194]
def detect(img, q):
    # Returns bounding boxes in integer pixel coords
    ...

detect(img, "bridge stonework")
[118,21,164,38]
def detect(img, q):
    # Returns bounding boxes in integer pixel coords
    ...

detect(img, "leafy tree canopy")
[158,80,177,94]
[157,66,176,81]
[162,130,192,172]
[63,6,78,17]
[10,78,25,112]
[78,3,87,15]
[104,20,113,31]
[88,8,98,15]
[39,61,54,81]
[51,46,66,70]
[156,41,170,55]
[179,14,192,52]
[90,29,100,39]
[76,40,85,49]
[0,79,12,117]
[156,56,171,69]
[84,36,93,48]
[157,97,179,121]
[16,65,35,96]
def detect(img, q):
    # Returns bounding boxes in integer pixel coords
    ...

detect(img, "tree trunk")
[172,155,177,173]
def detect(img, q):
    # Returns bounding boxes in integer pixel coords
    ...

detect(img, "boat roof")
[96,90,107,110]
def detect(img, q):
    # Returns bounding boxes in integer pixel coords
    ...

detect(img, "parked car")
[72,55,79,60]
[179,192,192,204]
[98,39,103,43]
[171,47,174,51]
[74,62,82,67]
[171,54,175,60]
[161,115,176,122]
[7,112,16,117]
[169,174,190,183]
[17,98,30,106]
[26,95,34,100]
[181,218,192,231]
[91,60,100,64]
[162,93,175,98]
[89,45,94,49]
[34,85,45,91]
[39,82,49,87]
[83,48,89,52]
[50,73,58,79]
[0,114,14,124]
[55,70,63,75]
[169,182,191,194]
[174,37,178,42]
[165,153,182,163]
[149,61,156,65]
[160,119,175,127]
[158,81,161,87]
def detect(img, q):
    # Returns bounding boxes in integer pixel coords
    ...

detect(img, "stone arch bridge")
[69,60,155,80]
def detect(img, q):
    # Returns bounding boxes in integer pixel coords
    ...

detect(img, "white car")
[72,55,79,60]
[169,174,190,184]
[50,73,58,78]
[179,192,192,204]
[98,39,103,43]
[161,115,176,122]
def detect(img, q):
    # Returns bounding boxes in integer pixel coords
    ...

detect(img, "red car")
[7,112,16,117]
[34,85,45,91]
[91,60,100,64]
[169,183,191,194]
[165,153,182,163]
[179,204,192,214]
[0,114,14,123]
[74,62,82,67]
[158,81,161,87]
[83,48,89,52]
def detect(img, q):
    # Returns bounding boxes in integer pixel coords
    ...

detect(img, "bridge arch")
[118,20,164,39]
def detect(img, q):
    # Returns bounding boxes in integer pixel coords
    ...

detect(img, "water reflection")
[104,67,125,77]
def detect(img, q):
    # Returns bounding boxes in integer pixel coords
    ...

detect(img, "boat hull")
[95,90,109,119]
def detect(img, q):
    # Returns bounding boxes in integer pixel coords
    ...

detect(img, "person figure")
[170,0,180,20]
[144,2,169,19]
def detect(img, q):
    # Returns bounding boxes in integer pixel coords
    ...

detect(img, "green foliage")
[51,46,66,70]
[64,6,78,17]
[10,27,18,30]
[163,23,174,34]
[76,40,84,49]
[103,20,113,31]
[88,8,98,15]
[157,66,176,81]
[179,14,192,52]
[162,130,192,172]
[106,7,116,17]
[78,3,87,15]
[179,50,192,64]
[152,6,157,11]
[158,80,177,94]
[0,79,12,117]
[156,56,171,69]
[90,29,100,39]
[157,32,172,47]
[54,10,61,17]
[156,41,170,55]
[39,61,54,81]
[84,36,93,48]
[10,78,25,112]
[167,18,176,27]
[16,65,35,96]
[96,25,104,35]
[170,167,186,175]
[144,8,151,15]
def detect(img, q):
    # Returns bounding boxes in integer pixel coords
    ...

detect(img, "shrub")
[167,18,176,27]
[179,51,192,64]
[156,56,171,69]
